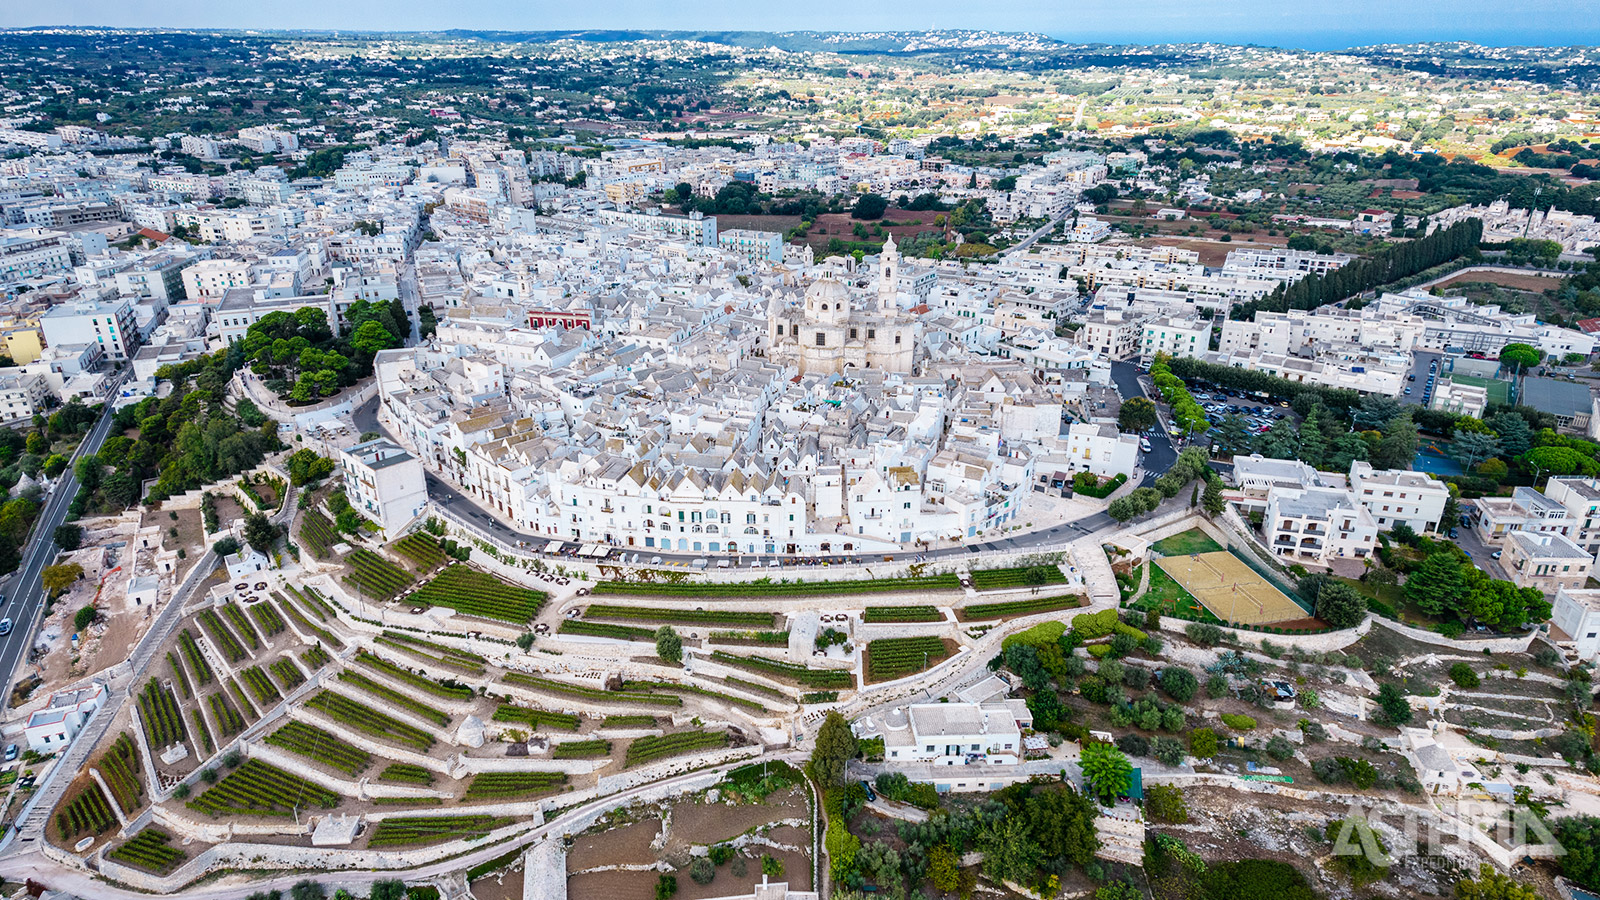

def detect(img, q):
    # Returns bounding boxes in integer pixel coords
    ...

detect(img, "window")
[776,324,785,336]
[815,332,826,347]
[849,328,858,340]
[894,334,901,345]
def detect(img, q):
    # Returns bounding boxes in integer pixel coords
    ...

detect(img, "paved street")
[1108,360,1179,485]
[0,375,127,710]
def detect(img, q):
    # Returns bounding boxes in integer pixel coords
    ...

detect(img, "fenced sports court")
[1154,550,1308,626]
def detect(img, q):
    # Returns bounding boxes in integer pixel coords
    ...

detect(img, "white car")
[1139,438,1152,452]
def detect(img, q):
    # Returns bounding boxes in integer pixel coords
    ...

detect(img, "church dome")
[804,275,852,323]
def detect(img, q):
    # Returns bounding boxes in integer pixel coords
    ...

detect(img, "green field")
[1150,529,1225,557]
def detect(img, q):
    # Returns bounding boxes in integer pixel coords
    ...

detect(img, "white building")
[1552,587,1600,661]
[24,683,107,753]
[1063,422,1140,479]
[1262,485,1379,565]
[182,258,254,300]
[1348,461,1450,534]
[854,701,1030,767]
[1543,477,1600,555]
[1430,376,1488,419]
[39,297,139,362]
[340,438,429,540]
[1139,316,1210,364]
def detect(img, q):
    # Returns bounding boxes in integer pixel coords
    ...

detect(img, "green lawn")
[1150,529,1224,557]
[1133,565,1221,623]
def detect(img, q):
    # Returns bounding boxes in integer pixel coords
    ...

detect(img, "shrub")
[1160,667,1198,702]
[1073,609,1120,639]
[1220,713,1257,731]
[1186,622,1224,647]
[656,874,678,900]
[1189,728,1218,758]
[1117,733,1150,757]
[1145,784,1188,823]
[1266,736,1294,760]
[1087,644,1111,659]
[1152,737,1186,767]
[1449,662,1481,688]
[689,856,715,885]
[1205,674,1229,698]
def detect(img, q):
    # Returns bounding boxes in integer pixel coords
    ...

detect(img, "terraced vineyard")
[462,771,567,800]
[187,759,340,818]
[393,532,447,571]
[177,629,214,685]
[593,575,961,596]
[958,594,1084,621]
[136,678,185,748]
[343,549,414,601]
[301,645,333,670]
[378,763,435,785]
[623,680,770,713]
[167,652,193,699]
[492,704,581,731]
[306,691,436,751]
[408,564,546,623]
[208,693,245,737]
[375,631,485,674]
[356,651,473,701]
[708,651,853,689]
[55,782,114,838]
[198,609,247,663]
[368,815,513,848]
[624,730,729,767]
[97,733,142,813]
[552,740,611,759]
[558,620,653,641]
[600,715,656,728]
[584,605,775,628]
[240,665,280,705]
[108,828,186,874]
[265,721,372,776]
[338,671,452,726]
[274,595,343,650]
[862,605,942,623]
[228,678,259,722]
[286,584,336,620]
[248,601,285,637]
[221,602,260,650]
[970,565,1067,591]
[300,511,338,559]
[269,657,305,691]
[501,672,681,707]
[189,709,214,755]
[866,636,950,681]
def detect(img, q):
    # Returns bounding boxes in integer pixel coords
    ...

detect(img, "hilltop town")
[0,25,1598,900]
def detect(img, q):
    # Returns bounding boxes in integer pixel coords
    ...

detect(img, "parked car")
[861,780,877,801]
[1491,550,1503,560]
[0,618,11,636]
[3,745,15,762]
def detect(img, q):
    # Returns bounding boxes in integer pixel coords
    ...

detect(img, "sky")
[6,0,1600,50]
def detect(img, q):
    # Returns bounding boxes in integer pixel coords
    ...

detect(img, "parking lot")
[1400,350,1445,407]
